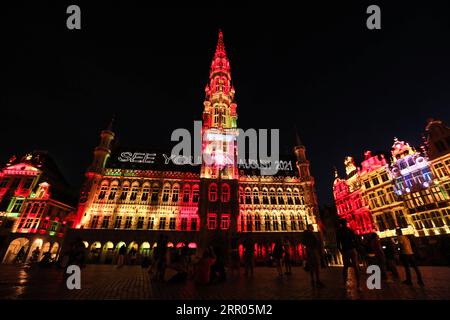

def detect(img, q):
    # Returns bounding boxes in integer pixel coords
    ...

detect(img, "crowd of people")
[336,218,425,290]
[12,219,426,290]
[137,220,426,289]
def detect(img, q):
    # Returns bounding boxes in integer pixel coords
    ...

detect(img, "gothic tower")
[294,133,318,228]
[74,117,115,227]
[294,132,311,180]
[199,31,240,250]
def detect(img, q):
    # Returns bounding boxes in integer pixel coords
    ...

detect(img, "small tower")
[294,132,310,180]
[90,116,115,172]
[75,116,115,228]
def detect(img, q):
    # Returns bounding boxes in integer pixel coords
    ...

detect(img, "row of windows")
[411,209,450,230]
[239,188,305,205]
[363,172,390,189]
[207,214,230,230]
[365,187,397,210]
[98,183,201,203]
[336,196,363,215]
[375,210,409,232]
[17,218,61,232]
[239,213,307,232]
[404,187,447,209]
[393,168,433,190]
[345,213,373,233]
[433,159,450,179]
[98,182,232,203]
[0,176,35,190]
[88,215,199,231]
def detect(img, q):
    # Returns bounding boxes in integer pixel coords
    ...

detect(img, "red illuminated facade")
[67,31,320,264]
[333,155,375,235]
[0,152,76,263]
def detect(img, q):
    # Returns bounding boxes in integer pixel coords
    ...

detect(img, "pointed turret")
[206,30,233,99]
[210,30,230,76]
[90,116,115,172]
[293,131,310,180]
[106,114,115,132]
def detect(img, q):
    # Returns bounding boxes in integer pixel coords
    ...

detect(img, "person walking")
[116,244,126,268]
[129,247,137,265]
[194,246,216,285]
[396,228,424,286]
[154,235,168,281]
[336,218,361,289]
[273,239,284,278]
[303,225,325,288]
[283,237,292,275]
[229,233,240,278]
[243,235,255,277]
[15,246,26,264]
[383,238,399,280]
[367,232,388,281]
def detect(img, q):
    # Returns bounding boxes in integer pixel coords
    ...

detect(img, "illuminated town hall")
[65,31,319,263]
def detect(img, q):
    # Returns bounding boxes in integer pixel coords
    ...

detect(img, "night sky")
[3,1,450,206]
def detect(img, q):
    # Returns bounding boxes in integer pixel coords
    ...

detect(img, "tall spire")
[201,30,238,180]
[215,29,227,58]
[294,125,303,147]
[210,29,230,76]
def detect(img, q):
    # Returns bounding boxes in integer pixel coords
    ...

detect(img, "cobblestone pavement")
[0,264,449,300]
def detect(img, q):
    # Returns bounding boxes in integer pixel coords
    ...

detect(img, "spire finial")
[215,29,226,57]
[107,114,115,132]
[334,166,339,178]
[294,125,303,147]
[210,29,230,77]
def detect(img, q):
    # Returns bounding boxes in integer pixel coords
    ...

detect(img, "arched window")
[240,212,246,232]
[207,213,217,230]
[120,182,130,201]
[277,188,285,205]
[264,214,271,231]
[98,181,109,200]
[294,189,301,205]
[162,185,170,203]
[213,108,219,125]
[280,213,287,231]
[269,188,277,204]
[182,185,191,203]
[239,188,244,204]
[245,188,252,204]
[262,188,269,205]
[151,183,160,203]
[290,213,297,231]
[298,213,305,230]
[209,184,218,202]
[221,184,230,202]
[286,188,293,205]
[108,181,119,200]
[272,213,279,231]
[255,213,261,231]
[141,183,150,201]
[192,185,200,203]
[129,182,140,201]
[253,188,260,204]
[246,213,253,232]
[172,185,179,203]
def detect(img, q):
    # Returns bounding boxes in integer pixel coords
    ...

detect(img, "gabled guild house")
[66,31,320,264]
[333,119,450,264]
[0,152,77,263]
